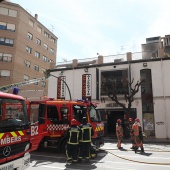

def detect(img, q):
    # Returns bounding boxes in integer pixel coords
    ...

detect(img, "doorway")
[106,109,137,138]
[107,110,124,137]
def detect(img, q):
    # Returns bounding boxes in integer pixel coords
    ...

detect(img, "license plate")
[0,164,14,170]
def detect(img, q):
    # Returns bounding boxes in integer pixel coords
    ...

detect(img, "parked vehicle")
[27,98,104,152]
[0,91,31,170]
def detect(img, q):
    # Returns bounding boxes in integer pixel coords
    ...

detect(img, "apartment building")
[0,1,57,97]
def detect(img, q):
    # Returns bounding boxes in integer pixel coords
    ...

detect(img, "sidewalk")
[104,136,170,144]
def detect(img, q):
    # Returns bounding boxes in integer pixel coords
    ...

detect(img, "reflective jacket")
[116,124,123,137]
[79,123,94,142]
[66,126,80,145]
[132,123,139,136]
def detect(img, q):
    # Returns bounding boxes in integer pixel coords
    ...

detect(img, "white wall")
[48,59,170,138]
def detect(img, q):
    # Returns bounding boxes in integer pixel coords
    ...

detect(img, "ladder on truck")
[0,77,46,92]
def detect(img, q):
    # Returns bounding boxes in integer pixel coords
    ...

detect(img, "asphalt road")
[27,142,170,170]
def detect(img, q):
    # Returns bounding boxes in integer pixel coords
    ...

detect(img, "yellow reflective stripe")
[18,131,24,136]
[95,126,104,131]
[10,132,17,137]
[0,133,4,139]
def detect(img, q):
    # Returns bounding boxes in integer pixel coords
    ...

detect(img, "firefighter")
[128,118,136,149]
[65,119,80,163]
[78,117,94,162]
[132,118,144,153]
[116,119,123,149]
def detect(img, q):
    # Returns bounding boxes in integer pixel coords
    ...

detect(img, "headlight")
[25,143,30,151]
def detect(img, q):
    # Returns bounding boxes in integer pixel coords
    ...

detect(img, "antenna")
[51,25,54,32]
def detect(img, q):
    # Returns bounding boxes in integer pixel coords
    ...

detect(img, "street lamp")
[50,74,72,101]
[43,70,72,100]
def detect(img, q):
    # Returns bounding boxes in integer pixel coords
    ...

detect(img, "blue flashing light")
[13,87,19,95]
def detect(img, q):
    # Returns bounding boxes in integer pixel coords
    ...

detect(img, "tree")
[101,78,143,118]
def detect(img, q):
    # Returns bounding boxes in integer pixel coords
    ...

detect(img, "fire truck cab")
[28,98,104,152]
[0,91,31,170]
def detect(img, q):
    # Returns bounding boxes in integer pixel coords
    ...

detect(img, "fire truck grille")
[0,141,29,159]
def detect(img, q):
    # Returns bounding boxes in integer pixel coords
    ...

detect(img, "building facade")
[0,1,57,97]
[48,56,170,139]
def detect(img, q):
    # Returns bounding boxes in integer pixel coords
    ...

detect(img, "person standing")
[78,117,94,162]
[116,119,123,149]
[128,118,136,149]
[132,118,144,153]
[65,119,80,163]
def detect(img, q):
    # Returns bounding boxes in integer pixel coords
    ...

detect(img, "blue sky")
[11,0,170,62]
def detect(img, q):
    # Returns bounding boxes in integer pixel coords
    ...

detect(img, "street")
[27,142,170,170]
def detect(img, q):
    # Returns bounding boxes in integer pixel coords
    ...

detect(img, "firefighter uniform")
[128,118,136,149]
[79,117,94,162]
[65,119,80,163]
[132,118,144,153]
[116,119,123,149]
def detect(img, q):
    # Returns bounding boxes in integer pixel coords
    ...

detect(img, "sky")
[11,0,170,62]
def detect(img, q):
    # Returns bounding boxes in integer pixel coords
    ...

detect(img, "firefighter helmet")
[135,118,140,122]
[71,119,77,125]
[129,118,133,122]
[117,119,122,123]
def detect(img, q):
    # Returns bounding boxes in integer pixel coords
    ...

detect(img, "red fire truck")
[0,91,31,170]
[27,98,104,152]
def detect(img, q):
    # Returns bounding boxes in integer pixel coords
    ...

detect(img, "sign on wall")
[57,76,66,99]
[82,74,92,101]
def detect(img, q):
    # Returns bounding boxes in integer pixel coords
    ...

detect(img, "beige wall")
[0,1,58,97]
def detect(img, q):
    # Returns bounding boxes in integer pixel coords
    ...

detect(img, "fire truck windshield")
[0,98,29,131]
[88,105,101,122]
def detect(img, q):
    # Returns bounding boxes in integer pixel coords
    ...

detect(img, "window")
[24,60,31,68]
[44,44,48,50]
[26,46,31,54]
[29,19,34,27]
[36,38,41,45]
[100,70,128,95]
[0,53,12,62]
[50,48,54,54]
[0,22,6,30]
[41,81,46,87]
[34,78,38,85]
[37,26,42,33]
[48,59,54,63]
[0,38,13,46]
[27,32,33,40]
[5,39,14,46]
[51,37,55,43]
[60,107,68,123]
[23,75,29,81]
[35,51,40,58]
[43,55,47,62]
[8,9,17,17]
[0,22,15,31]
[0,7,8,15]
[44,31,49,38]
[0,38,5,45]
[34,65,39,71]
[0,7,17,17]
[47,106,59,121]
[0,70,10,78]
[7,23,15,31]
